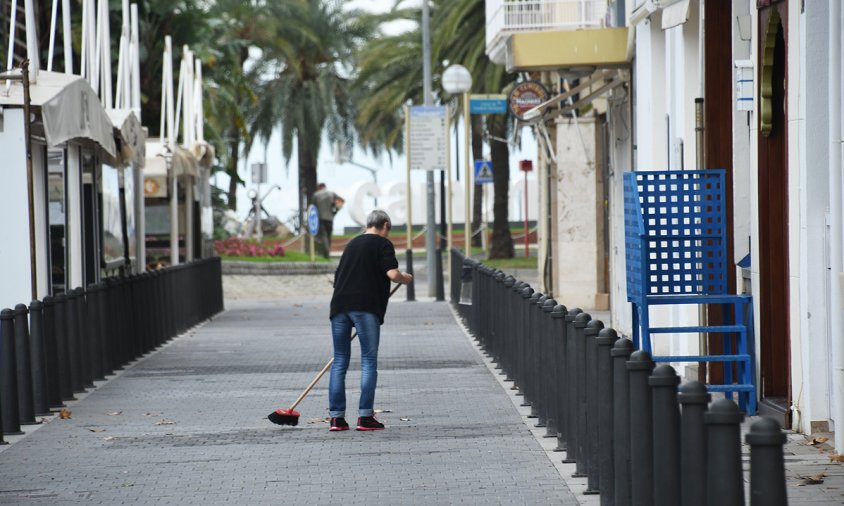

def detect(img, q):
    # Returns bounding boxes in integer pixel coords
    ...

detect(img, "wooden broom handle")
[287,283,403,411]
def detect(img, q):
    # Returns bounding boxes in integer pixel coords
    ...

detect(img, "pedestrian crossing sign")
[474,160,494,184]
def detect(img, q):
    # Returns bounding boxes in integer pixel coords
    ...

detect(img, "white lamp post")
[442,64,472,256]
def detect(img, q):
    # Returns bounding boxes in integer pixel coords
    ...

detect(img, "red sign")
[519,160,533,172]
[508,81,550,121]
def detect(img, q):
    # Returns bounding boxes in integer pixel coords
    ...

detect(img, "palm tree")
[354,0,516,258]
[433,0,516,259]
[199,0,271,211]
[250,0,375,234]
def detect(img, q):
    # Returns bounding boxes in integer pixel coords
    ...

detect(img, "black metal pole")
[627,350,655,506]
[573,312,592,478]
[678,381,710,506]
[650,364,681,506]
[1,308,23,435]
[27,300,50,417]
[746,417,787,506]
[585,318,604,494]
[597,327,619,506]
[705,399,745,506]
[611,338,634,506]
[552,304,568,453]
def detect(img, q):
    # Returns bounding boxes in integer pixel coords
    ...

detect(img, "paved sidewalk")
[0,290,577,504]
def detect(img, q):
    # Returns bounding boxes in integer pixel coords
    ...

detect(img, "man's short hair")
[366,210,391,230]
[317,183,326,190]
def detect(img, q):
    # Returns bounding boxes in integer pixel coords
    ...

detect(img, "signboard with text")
[470,94,508,115]
[409,106,447,171]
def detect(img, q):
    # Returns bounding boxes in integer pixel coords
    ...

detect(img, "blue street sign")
[307,204,320,235]
[470,95,508,115]
[474,160,494,184]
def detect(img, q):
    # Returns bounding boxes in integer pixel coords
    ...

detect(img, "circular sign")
[508,80,550,121]
[307,204,320,236]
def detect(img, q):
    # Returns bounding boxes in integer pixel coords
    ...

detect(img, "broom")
[268,283,402,426]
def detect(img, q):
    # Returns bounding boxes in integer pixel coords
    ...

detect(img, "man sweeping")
[327,210,412,431]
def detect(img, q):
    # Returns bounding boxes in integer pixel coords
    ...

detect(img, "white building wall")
[0,112,36,310]
[786,0,804,432]
[798,0,832,435]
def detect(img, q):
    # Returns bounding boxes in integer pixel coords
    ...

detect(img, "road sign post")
[307,204,319,262]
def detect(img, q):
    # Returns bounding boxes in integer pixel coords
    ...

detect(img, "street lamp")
[442,64,472,257]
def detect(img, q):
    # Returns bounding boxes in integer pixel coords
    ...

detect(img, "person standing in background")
[312,183,345,258]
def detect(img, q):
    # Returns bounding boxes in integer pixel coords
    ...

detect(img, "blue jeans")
[328,311,381,418]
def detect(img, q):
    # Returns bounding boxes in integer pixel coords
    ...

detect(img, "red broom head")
[268,408,300,426]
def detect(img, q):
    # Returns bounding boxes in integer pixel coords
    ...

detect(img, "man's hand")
[387,268,413,285]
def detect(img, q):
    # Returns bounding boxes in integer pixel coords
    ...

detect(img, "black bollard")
[53,294,74,401]
[611,338,634,506]
[405,249,415,301]
[627,350,655,506]
[596,328,619,506]
[542,298,557,438]
[75,288,93,388]
[563,307,582,465]
[66,289,84,393]
[746,417,787,506]
[584,318,604,494]
[526,292,543,418]
[40,296,64,409]
[649,364,681,506]
[705,399,745,506]
[518,286,534,401]
[28,301,51,416]
[86,284,104,381]
[678,381,710,506]
[573,312,591,478]
[13,305,38,425]
[552,304,568,452]
[1,309,23,435]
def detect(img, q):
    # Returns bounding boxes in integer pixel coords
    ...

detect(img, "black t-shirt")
[330,233,399,324]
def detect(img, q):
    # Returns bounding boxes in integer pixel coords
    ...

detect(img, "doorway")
[757,4,791,425]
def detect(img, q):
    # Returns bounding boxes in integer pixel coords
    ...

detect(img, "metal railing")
[451,249,788,506]
[0,258,224,440]
[486,0,608,54]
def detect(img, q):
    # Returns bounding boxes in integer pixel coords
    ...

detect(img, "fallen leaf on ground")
[830,453,844,463]
[155,419,176,426]
[59,409,72,419]
[798,473,825,486]
[107,411,123,416]
[87,427,106,433]
[808,437,829,446]
[103,436,116,441]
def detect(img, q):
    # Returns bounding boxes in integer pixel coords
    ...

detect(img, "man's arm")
[386,268,413,285]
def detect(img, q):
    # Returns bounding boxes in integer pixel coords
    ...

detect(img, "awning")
[0,70,116,156]
[106,109,146,168]
[662,0,691,30]
[143,138,199,198]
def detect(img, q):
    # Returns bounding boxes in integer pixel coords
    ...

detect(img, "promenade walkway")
[0,274,842,504]
[0,282,576,504]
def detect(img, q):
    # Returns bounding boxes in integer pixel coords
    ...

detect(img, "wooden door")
[757,2,791,422]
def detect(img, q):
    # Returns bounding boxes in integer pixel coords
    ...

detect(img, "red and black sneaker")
[329,417,349,431]
[356,416,385,431]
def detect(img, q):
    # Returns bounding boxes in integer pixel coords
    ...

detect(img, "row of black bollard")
[449,252,790,506]
[0,258,224,437]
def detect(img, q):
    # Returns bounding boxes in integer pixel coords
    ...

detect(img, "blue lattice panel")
[623,172,645,302]
[624,170,727,301]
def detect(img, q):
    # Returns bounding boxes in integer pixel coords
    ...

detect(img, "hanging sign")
[508,81,550,121]
[409,106,448,171]
[307,204,320,236]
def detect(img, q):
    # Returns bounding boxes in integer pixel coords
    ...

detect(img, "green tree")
[250,0,375,233]
[355,0,516,258]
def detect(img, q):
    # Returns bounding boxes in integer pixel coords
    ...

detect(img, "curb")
[221,260,335,275]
